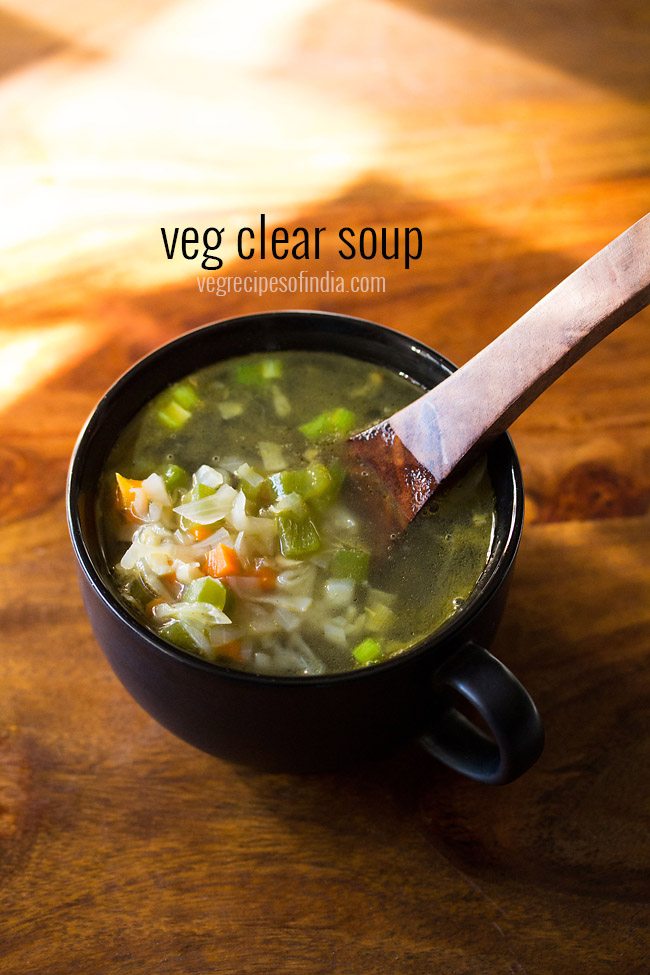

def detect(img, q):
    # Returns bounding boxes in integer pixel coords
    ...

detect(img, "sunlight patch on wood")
[0,324,103,412]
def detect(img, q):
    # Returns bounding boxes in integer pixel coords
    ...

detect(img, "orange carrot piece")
[205,543,241,578]
[115,472,142,509]
[217,639,242,661]
[188,524,213,542]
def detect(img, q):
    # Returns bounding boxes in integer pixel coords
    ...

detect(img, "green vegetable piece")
[124,575,157,608]
[308,461,345,515]
[260,359,283,380]
[161,463,190,492]
[170,381,201,411]
[299,407,356,443]
[302,462,333,500]
[158,400,191,431]
[182,576,227,610]
[352,637,383,666]
[269,469,300,499]
[238,464,273,504]
[236,358,283,385]
[269,462,334,503]
[331,547,370,583]
[243,479,274,505]
[277,512,321,558]
[191,482,216,501]
[159,620,199,652]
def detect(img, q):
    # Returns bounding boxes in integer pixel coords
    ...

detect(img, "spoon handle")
[389,213,650,484]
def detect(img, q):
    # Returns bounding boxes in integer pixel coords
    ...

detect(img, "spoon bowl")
[347,214,650,535]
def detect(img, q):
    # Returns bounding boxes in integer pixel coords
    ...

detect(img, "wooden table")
[1,2,648,972]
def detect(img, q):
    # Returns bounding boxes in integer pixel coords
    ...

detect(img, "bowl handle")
[420,642,544,784]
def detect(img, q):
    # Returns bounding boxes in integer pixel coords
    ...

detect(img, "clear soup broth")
[99,351,495,675]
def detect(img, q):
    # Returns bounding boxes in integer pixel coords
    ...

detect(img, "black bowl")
[67,311,543,784]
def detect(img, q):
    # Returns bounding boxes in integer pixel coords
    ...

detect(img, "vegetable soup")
[98,351,495,675]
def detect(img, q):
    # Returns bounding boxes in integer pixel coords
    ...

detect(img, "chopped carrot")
[217,640,242,661]
[115,472,142,509]
[205,543,241,578]
[187,524,213,542]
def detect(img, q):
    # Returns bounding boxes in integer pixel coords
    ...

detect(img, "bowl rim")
[67,309,524,686]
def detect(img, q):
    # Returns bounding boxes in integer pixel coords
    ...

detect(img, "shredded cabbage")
[173,484,237,524]
[112,454,385,676]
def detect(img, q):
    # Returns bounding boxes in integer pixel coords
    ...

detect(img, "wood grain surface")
[1,2,649,973]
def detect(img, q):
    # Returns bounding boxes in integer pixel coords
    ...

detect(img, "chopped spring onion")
[158,400,191,431]
[236,358,283,385]
[352,637,383,666]
[170,381,201,411]
[157,380,201,430]
[298,407,356,442]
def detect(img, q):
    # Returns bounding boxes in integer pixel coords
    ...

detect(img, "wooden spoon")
[347,213,650,533]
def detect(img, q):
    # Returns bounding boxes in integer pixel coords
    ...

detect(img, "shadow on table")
[232,515,650,905]
[401,0,650,103]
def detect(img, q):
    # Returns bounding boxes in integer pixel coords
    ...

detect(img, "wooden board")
[1,1,649,972]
